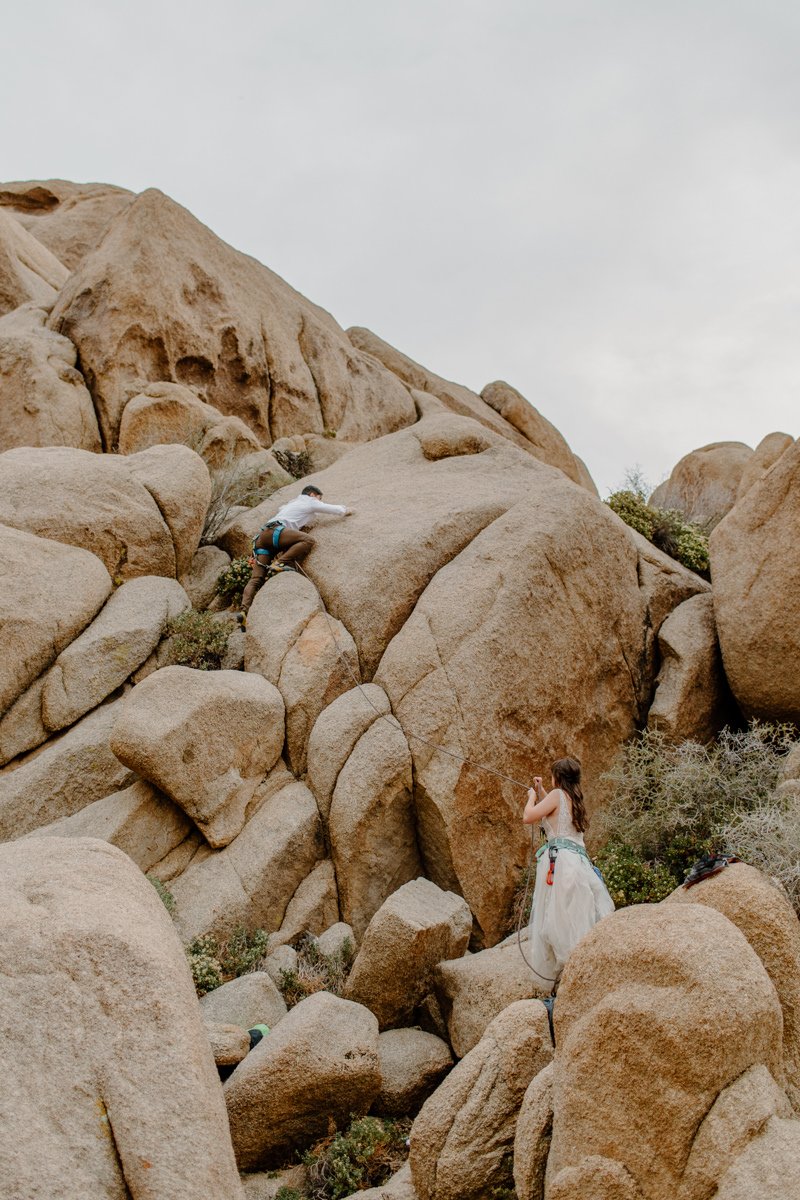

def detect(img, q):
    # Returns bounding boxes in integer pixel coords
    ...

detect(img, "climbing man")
[239,484,353,619]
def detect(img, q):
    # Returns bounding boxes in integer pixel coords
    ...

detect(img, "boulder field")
[0,177,798,1198]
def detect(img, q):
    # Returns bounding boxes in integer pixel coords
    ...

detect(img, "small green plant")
[595,723,799,908]
[147,874,176,916]
[605,487,710,577]
[166,610,231,670]
[274,1188,304,1200]
[186,934,223,996]
[216,555,253,607]
[278,934,354,1008]
[185,927,270,997]
[303,1115,410,1200]
[273,446,313,479]
[322,428,337,439]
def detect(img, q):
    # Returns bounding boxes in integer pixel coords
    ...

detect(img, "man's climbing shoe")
[683,852,740,889]
[236,611,247,630]
[268,561,297,576]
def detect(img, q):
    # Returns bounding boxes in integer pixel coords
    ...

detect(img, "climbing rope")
[288,563,555,983]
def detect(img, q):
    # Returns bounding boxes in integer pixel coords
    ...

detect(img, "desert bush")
[605,481,709,577]
[274,1189,304,1200]
[201,453,280,544]
[596,723,799,907]
[719,796,800,913]
[273,446,312,480]
[186,927,270,997]
[146,874,176,916]
[278,933,354,1008]
[166,610,231,670]
[303,1115,410,1200]
[216,555,252,607]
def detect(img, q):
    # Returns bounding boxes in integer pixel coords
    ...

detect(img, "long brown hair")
[551,756,588,833]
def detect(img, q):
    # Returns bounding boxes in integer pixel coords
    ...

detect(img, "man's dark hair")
[301,484,322,497]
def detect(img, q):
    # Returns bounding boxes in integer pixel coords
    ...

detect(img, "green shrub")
[605,489,710,577]
[146,874,176,917]
[186,934,223,996]
[185,927,270,998]
[303,1115,410,1200]
[274,1189,304,1200]
[166,610,231,670]
[216,555,253,607]
[719,796,800,913]
[596,723,799,908]
[273,447,313,480]
[278,933,354,1008]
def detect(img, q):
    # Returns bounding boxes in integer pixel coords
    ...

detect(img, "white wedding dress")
[526,789,615,989]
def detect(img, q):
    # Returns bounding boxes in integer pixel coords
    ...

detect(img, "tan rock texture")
[41,576,190,732]
[110,665,285,848]
[224,990,381,1170]
[736,431,795,501]
[180,543,231,610]
[344,878,472,1029]
[48,188,416,448]
[0,444,207,580]
[0,179,135,270]
[513,1061,554,1200]
[342,1162,418,1200]
[666,862,800,1113]
[118,380,268,468]
[26,779,192,874]
[200,972,288,1031]
[0,208,68,315]
[710,437,800,721]
[375,1028,454,1116]
[0,523,111,720]
[0,303,101,452]
[329,712,419,938]
[435,934,539,1058]
[307,683,393,818]
[170,771,324,942]
[650,440,753,529]
[480,379,582,483]
[206,1021,250,1067]
[647,592,736,742]
[0,698,135,841]
[410,1000,553,1200]
[271,858,340,947]
[547,902,786,1200]
[0,836,243,1198]
[347,325,542,455]
[713,1114,800,1198]
[245,571,360,773]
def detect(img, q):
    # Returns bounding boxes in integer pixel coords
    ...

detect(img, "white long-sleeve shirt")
[274,494,347,530]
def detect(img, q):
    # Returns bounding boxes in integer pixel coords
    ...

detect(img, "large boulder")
[0,303,101,452]
[224,990,381,1170]
[200,972,288,1031]
[0,523,111,722]
[48,188,416,448]
[374,1028,454,1116]
[0,444,209,580]
[110,666,285,848]
[270,859,340,947]
[0,208,68,315]
[736,431,794,501]
[480,379,583,483]
[180,543,231,610]
[709,437,800,722]
[328,710,419,938]
[650,441,753,529]
[0,179,135,270]
[307,683,394,817]
[513,1061,554,1200]
[547,903,787,1199]
[0,697,135,841]
[0,836,243,1198]
[170,769,324,942]
[647,592,736,742]
[435,933,539,1057]
[347,325,541,455]
[344,878,472,1029]
[666,862,800,1113]
[40,576,190,732]
[25,779,192,874]
[409,1000,553,1200]
[245,571,360,773]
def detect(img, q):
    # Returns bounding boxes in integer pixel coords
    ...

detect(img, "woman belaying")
[523,756,615,991]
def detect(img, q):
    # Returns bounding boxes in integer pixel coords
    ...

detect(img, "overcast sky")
[4,1,798,492]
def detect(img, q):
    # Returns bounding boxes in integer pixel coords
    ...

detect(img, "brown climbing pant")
[240,528,315,613]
